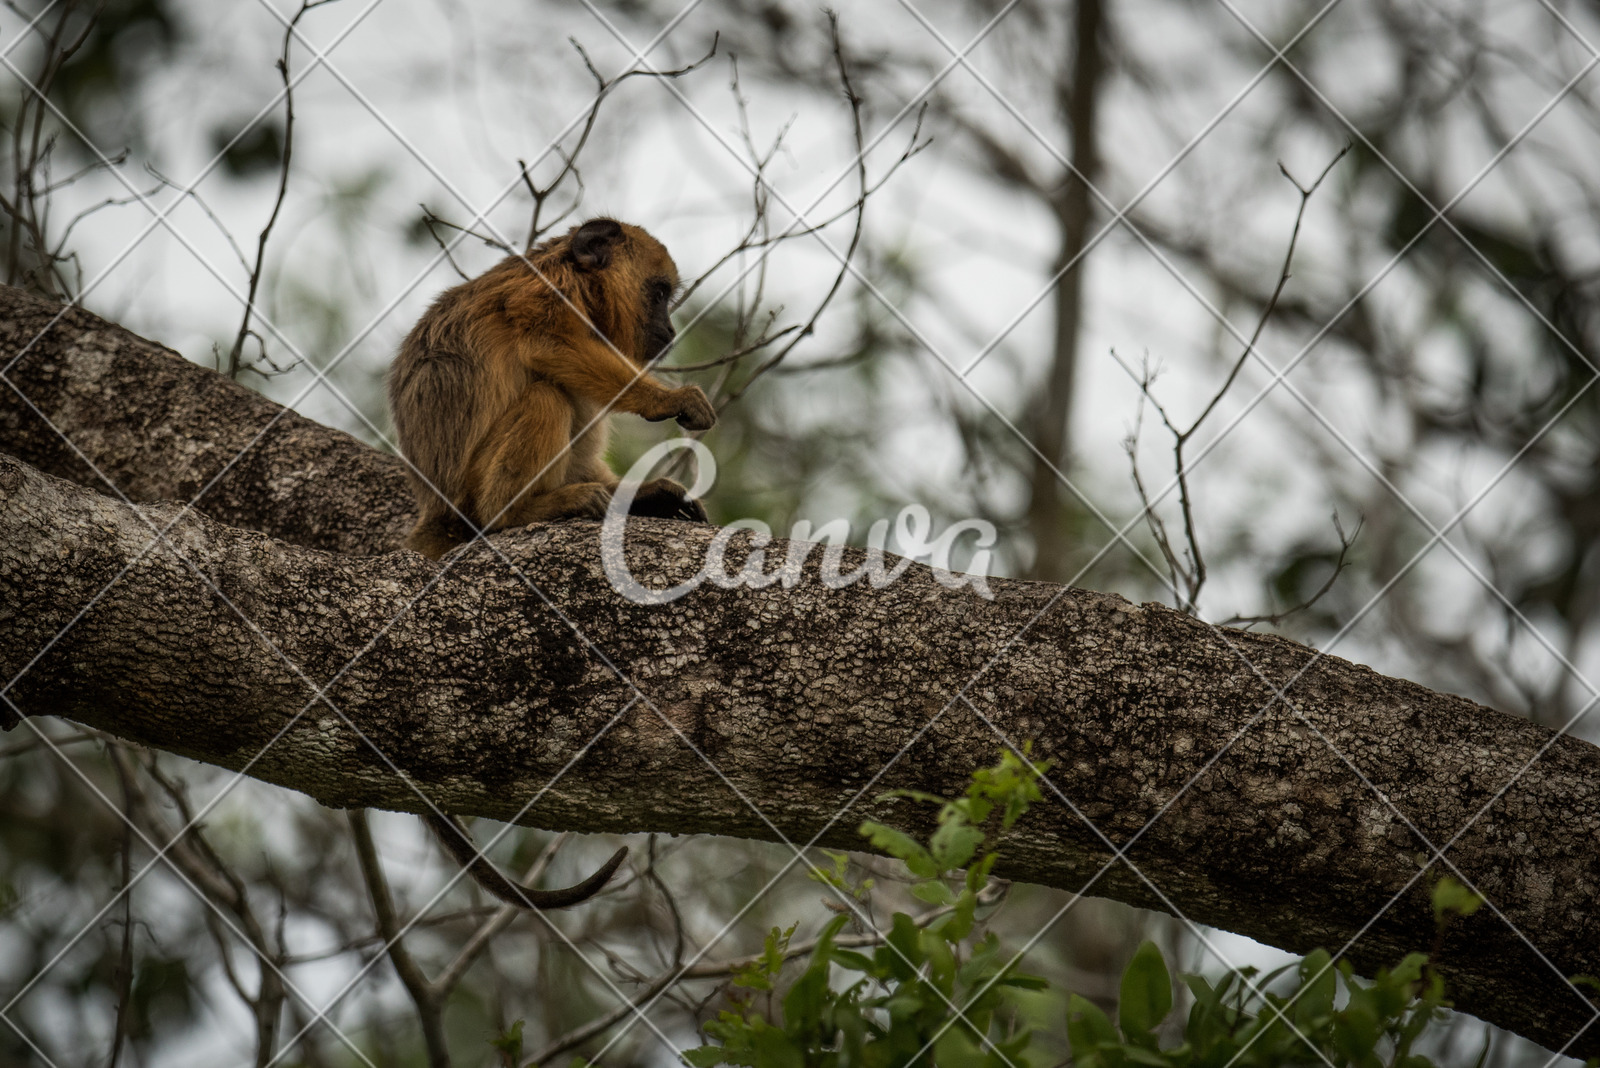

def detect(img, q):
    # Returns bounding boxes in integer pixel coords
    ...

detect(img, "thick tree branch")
[0,286,411,555]
[2,287,1599,1056]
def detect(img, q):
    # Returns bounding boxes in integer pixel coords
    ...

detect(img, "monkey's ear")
[570,218,624,271]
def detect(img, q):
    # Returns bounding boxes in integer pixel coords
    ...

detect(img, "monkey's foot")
[630,478,710,522]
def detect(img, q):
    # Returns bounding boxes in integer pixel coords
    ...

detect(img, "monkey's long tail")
[422,811,628,909]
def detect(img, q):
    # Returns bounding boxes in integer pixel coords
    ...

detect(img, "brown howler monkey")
[389,219,713,909]
[389,216,716,561]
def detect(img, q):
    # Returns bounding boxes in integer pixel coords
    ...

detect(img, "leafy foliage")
[684,754,1499,1068]
[685,747,1050,1068]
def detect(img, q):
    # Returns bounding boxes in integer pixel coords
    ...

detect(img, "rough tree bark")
[1,286,1597,1058]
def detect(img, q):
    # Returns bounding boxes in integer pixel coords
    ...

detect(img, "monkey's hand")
[630,477,710,523]
[656,385,716,431]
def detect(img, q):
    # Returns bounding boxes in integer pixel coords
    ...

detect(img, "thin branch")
[722,10,874,405]
[105,747,136,1068]
[1220,513,1363,629]
[347,809,452,1068]
[1120,146,1350,614]
[227,0,336,379]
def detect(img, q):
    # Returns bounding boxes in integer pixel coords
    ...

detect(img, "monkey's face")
[623,228,679,366]
[640,274,678,365]
[566,218,680,367]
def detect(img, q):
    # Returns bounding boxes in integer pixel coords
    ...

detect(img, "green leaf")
[875,788,949,806]
[966,853,998,892]
[882,911,924,981]
[1067,993,1120,1056]
[1181,974,1218,1014]
[751,1024,805,1068]
[489,1019,524,1059]
[957,934,1001,987]
[1432,876,1484,926]
[923,928,958,994]
[1295,948,1337,1026]
[930,821,985,871]
[807,851,852,892]
[911,879,955,905]
[682,1046,731,1067]
[781,966,829,1034]
[859,821,939,878]
[832,949,875,974]
[933,1024,991,1068]
[930,886,977,942]
[1118,941,1173,1043]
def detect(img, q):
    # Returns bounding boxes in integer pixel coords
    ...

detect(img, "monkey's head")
[555,217,680,367]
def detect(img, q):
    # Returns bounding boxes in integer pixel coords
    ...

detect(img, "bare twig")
[114,749,288,1068]
[348,809,452,1068]
[1219,513,1362,629]
[702,15,928,403]
[105,747,136,1068]
[1120,146,1350,616]
[226,0,340,379]
[2,0,103,298]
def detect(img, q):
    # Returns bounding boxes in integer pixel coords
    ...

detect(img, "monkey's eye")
[650,281,674,304]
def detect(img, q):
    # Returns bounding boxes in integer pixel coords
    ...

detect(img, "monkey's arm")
[422,812,628,909]
[522,338,715,430]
